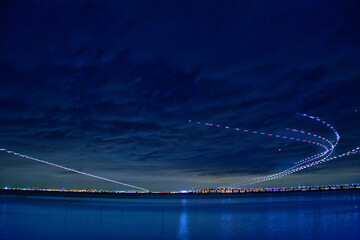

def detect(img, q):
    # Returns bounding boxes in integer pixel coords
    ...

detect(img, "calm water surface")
[0,191,359,240]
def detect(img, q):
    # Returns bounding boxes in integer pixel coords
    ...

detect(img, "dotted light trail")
[245,147,360,185]
[230,114,342,185]
[189,114,332,166]
[189,119,330,152]
[0,148,149,192]
[189,113,358,187]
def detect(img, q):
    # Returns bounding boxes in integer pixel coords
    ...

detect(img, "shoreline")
[1,187,359,199]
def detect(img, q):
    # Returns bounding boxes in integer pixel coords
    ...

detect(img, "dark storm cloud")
[0,0,359,190]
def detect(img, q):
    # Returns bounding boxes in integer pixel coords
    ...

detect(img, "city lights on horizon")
[1,183,360,195]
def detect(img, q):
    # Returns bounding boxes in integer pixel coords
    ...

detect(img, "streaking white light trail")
[189,113,358,187]
[0,148,149,192]
[244,147,360,185]
[241,114,341,185]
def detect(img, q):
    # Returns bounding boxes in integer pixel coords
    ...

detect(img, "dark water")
[0,191,359,240]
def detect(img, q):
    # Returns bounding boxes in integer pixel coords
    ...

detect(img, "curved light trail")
[243,114,341,185]
[0,148,149,192]
[245,147,360,185]
[189,119,330,152]
[189,113,358,187]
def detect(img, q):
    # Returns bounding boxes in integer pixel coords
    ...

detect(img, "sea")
[0,190,359,240]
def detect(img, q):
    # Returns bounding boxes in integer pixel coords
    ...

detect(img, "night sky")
[0,0,359,191]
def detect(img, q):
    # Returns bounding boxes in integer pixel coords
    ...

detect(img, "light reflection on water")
[0,191,359,240]
[178,199,189,240]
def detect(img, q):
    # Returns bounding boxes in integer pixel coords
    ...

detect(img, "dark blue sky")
[0,0,359,191]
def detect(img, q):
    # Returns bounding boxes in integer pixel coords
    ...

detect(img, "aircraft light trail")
[0,148,149,192]
[189,113,358,187]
